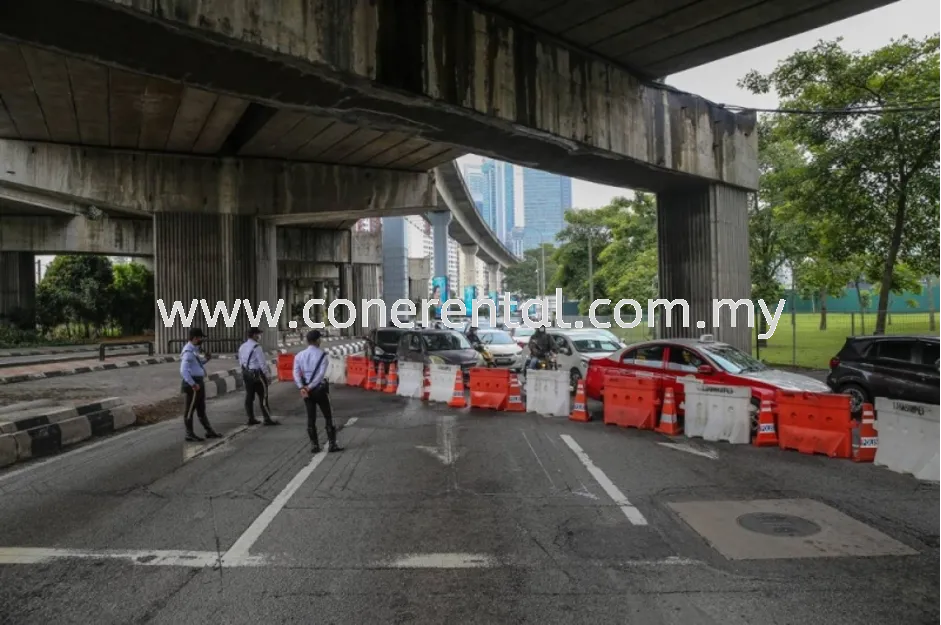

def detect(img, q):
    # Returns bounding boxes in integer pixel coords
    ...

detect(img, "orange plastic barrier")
[345,355,368,388]
[602,373,660,429]
[277,353,295,382]
[469,368,510,410]
[775,390,853,458]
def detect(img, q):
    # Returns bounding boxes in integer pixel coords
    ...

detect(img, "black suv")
[826,335,939,412]
[365,327,407,370]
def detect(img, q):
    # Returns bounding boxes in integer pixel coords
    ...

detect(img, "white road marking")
[559,434,648,526]
[0,421,174,485]
[222,448,330,563]
[521,430,555,489]
[344,417,358,427]
[0,547,265,567]
[378,553,495,568]
[416,414,459,465]
[657,442,719,460]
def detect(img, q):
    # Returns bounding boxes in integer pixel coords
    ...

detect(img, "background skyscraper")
[462,159,516,245]
[521,168,573,251]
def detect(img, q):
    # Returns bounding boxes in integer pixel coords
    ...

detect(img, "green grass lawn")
[605,311,936,370]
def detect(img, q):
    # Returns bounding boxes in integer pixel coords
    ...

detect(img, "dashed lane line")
[559,434,648,526]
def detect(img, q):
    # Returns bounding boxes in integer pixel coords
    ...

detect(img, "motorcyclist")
[527,326,557,369]
[466,325,482,348]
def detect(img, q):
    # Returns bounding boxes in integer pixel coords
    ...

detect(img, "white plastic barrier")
[525,370,571,417]
[428,364,460,404]
[874,398,939,482]
[325,357,347,385]
[396,362,425,399]
[682,381,751,444]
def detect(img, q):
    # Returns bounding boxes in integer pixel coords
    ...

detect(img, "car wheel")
[839,383,869,415]
[569,369,581,394]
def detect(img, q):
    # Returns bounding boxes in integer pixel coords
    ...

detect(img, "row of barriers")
[275,352,938,482]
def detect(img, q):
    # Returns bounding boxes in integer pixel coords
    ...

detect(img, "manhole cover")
[736,512,822,537]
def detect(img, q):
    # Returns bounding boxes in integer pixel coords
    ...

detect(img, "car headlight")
[375,346,386,355]
[429,355,445,364]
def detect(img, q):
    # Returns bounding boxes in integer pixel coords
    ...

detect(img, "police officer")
[238,327,279,426]
[293,330,344,454]
[180,328,220,442]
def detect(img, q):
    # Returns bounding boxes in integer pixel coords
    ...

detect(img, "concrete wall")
[657,184,752,352]
[0,215,153,255]
[0,252,35,320]
[352,231,382,265]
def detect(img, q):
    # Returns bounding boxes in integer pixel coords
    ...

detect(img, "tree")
[741,35,940,335]
[596,194,658,305]
[111,261,155,335]
[38,255,114,337]
[551,204,617,310]
[503,243,557,299]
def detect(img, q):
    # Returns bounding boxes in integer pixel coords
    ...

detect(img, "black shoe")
[185,432,204,442]
[204,431,222,439]
[311,444,322,453]
[247,418,261,426]
[328,444,344,453]
[263,419,280,426]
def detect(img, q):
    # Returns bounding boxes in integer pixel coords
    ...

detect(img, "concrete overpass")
[0,0,897,351]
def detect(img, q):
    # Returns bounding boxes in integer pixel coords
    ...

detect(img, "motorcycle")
[472,341,496,368]
[536,352,559,371]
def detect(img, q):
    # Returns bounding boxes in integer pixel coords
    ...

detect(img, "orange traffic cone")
[448,369,466,408]
[569,379,590,422]
[376,363,386,392]
[506,372,525,412]
[655,387,682,435]
[365,362,376,391]
[384,362,399,394]
[753,398,778,446]
[852,403,878,462]
[421,365,431,401]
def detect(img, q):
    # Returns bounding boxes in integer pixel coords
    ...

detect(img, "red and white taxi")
[585,335,830,425]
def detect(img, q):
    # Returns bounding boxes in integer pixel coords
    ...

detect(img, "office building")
[462,159,516,244]
[520,168,572,251]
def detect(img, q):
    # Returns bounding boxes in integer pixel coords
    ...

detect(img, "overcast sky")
[458,0,939,210]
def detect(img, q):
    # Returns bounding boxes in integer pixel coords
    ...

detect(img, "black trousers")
[304,388,336,446]
[243,372,272,421]
[182,377,213,434]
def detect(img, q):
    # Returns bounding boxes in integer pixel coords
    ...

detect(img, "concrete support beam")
[2,0,758,192]
[0,252,36,323]
[657,184,751,353]
[428,211,451,280]
[0,140,436,220]
[352,232,382,265]
[0,215,153,256]
[354,264,382,336]
[460,244,479,301]
[486,264,499,297]
[381,217,408,304]
[154,213,277,355]
[408,258,431,301]
[337,264,354,337]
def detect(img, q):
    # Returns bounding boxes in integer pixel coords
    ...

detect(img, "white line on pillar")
[559,434,648,526]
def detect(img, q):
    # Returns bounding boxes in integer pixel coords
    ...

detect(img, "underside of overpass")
[0,0,897,351]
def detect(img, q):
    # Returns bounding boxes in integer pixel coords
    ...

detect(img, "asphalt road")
[0,383,936,624]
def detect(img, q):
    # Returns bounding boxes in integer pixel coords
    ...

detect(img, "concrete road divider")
[326,357,347,385]
[428,364,460,404]
[874,398,939,482]
[682,382,751,444]
[602,373,660,429]
[396,362,425,398]
[525,370,571,417]
[0,398,133,468]
[776,391,853,458]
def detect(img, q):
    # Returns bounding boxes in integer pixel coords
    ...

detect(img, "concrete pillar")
[154,213,277,354]
[428,211,452,280]
[277,279,289,330]
[486,263,499,296]
[338,264,354,336]
[285,280,295,323]
[354,264,381,334]
[313,280,324,324]
[381,217,408,303]
[0,252,36,324]
[657,184,751,353]
[460,244,479,302]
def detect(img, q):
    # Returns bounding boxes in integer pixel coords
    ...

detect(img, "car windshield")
[480,331,514,345]
[572,338,621,353]
[422,332,471,351]
[701,344,768,374]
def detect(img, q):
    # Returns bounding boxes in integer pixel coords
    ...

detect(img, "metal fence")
[753,311,937,369]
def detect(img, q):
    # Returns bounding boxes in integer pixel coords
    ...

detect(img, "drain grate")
[736,512,822,537]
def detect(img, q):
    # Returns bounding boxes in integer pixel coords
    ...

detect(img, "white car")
[570,327,627,348]
[522,329,622,390]
[478,329,524,370]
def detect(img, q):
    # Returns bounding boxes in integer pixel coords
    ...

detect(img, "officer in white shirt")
[238,327,279,426]
[179,327,220,442]
[293,330,344,454]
